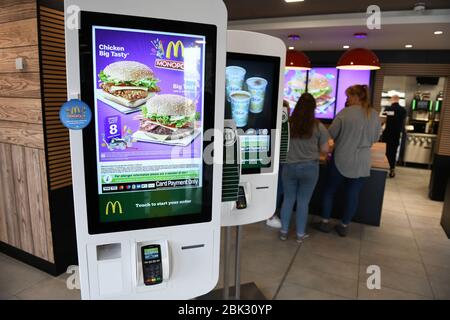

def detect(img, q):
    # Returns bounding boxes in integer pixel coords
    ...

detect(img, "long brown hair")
[345,84,372,116]
[289,93,317,139]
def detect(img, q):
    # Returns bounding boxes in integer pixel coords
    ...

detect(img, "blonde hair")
[346,84,372,116]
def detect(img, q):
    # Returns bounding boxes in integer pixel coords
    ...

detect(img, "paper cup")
[246,77,268,113]
[226,66,246,102]
[229,90,251,127]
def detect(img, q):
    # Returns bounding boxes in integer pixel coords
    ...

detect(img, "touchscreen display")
[92,26,205,223]
[307,68,338,120]
[225,53,280,174]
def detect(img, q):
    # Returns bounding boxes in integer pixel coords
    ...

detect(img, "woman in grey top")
[280,93,330,243]
[313,84,381,237]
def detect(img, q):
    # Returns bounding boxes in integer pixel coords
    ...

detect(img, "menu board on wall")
[307,68,338,120]
[283,68,372,120]
[283,69,307,114]
[335,69,372,115]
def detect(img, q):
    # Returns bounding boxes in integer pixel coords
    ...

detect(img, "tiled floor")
[1,167,449,300]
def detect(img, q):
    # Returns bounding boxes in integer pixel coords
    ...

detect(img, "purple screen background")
[94,27,205,162]
[335,69,371,115]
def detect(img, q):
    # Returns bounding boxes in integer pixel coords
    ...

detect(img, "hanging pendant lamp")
[337,48,380,70]
[286,50,311,70]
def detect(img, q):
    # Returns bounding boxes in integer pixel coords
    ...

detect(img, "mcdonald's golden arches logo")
[165,40,185,59]
[105,201,123,215]
[70,106,82,114]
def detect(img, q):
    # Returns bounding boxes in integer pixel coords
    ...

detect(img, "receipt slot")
[65,0,227,299]
[221,30,286,227]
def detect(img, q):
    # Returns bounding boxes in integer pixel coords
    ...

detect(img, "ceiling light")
[285,0,305,2]
[286,50,311,70]
[288,46,295,50]
[337,48,381,70]
[405,44,413,48]
[434,31,443,35]
[343,45,350,49]
[288,34,301,41]
[353,32,368,39]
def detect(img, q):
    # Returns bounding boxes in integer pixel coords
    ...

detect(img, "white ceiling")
[229,9,450,50]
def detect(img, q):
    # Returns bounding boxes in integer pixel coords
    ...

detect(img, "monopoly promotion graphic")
[92,26,206,222]
[59,99,92,130]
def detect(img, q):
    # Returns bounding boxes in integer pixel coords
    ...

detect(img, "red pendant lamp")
[337,48,380,70]
[286,50,311,70]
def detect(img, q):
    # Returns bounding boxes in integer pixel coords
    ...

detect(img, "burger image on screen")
[139,94,199,140]
[285,72,307,109]
[308,73,334,112]
[98,61,160,108]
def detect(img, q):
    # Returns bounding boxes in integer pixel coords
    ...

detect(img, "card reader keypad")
[143,259,162,285]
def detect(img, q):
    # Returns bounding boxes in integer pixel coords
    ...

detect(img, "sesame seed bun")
[102,61,155,82]
[146,94,195,116]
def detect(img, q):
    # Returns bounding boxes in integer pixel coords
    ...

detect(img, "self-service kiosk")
[221,30,286,227]
[64,0,227,299]
[215,30,285,300]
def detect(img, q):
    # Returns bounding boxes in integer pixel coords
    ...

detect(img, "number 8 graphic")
[110,124,118,135]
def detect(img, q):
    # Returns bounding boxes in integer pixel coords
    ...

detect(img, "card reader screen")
[144,248,160,260]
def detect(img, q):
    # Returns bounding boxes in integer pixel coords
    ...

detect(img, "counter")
[309,142,389,227]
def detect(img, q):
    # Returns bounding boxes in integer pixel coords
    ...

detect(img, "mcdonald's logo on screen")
[165,40,184,59]
[154,40,185,71]
[105,201,123,216]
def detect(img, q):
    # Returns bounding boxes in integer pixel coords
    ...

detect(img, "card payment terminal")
[141,244,163,286]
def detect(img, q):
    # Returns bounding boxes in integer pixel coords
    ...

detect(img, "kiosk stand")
[209,30,286,300]
[65,0,227,299]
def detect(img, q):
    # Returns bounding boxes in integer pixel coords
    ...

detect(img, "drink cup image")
[226,66,246,102]
[246,77,268,113]
[229,90,251,127]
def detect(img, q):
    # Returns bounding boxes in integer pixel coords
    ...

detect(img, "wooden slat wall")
[0,0,54,263]
[372,63,450,157]
[39,5,72,190]
[0,142,53,262]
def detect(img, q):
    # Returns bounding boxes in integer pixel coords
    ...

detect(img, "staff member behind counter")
[381,95,406,178]
[313,85,381,237]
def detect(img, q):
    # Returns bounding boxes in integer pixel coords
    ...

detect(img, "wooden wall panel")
[25,147,50,261]
[437,78,450,156]
[11,145,34,255]
[0,121,44,149]
[0,143,20,247]
[39,6,72,190]
[0,73,41,98]
[0,0,37,24]
[0,46,40,73]
[0,1,55,265]
[39,150,54,263]
[0,19,38,49]
[0,98,42,124]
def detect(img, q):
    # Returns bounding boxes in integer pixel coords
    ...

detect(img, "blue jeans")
[280,161,319,236]
[321,158,366,225]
